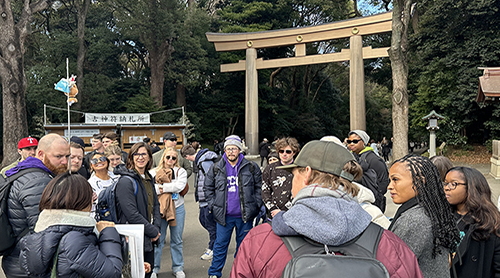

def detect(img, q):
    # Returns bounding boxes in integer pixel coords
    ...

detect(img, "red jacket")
[230,223,423,278]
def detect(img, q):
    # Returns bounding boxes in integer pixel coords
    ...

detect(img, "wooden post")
[349,34,366,130]
[245,48,259,155]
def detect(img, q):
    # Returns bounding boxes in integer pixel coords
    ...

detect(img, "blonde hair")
[157,147,179,171]
[104,145,122,157]
[296,167,359,196]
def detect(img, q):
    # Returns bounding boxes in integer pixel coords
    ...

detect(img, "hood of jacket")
[113,163,148,180]
[354,181,376,204]
[5,156,53,177]
[272,184,371,246]
[20,210,96,275]
[197,149,218,165]
[359,146,375,155]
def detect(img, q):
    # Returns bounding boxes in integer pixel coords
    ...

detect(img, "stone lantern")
[422,110,445,158]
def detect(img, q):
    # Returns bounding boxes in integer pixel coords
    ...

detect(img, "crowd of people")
[1,129,499,278]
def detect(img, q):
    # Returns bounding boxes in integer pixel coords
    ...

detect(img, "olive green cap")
[277,140,355,181]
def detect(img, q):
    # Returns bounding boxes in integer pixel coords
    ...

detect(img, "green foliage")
[409,0,500,146]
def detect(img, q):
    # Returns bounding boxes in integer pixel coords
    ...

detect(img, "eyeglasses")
[279,149,293,154]
[225,147,239,153]
[166,156,177,161]
[346,139,361,144]
[133,153,148,158]
[443,181,466,190]
[90,156,107,165]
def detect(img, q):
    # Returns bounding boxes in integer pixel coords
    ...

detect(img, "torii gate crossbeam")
[206,12,392,155]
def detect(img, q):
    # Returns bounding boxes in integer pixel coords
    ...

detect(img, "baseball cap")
[18,137,38,149]
[163,132,178,141]
[70,136,85,149]
[277,140,355,181]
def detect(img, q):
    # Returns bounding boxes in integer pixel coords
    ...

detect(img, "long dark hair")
[39,173,93,211]
[447,166,500,240]
[126,142,153,171]
[395,155,460,256]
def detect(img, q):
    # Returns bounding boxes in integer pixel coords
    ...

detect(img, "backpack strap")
[8,168,50,240]
[122,176,138,196]
[281,222,383,259]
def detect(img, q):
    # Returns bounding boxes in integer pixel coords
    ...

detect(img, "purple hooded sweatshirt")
[224,153,244,217]
[5,156,53,177]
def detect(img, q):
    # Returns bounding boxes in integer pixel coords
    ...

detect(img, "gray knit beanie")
[348,130,370,145]
[224,135,243,150]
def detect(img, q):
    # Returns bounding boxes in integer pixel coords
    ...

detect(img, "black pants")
[260,156,266,166]
[145,250,154,278]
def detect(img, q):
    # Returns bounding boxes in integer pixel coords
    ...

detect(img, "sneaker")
[151,273,157,278]
[208,276,219,278]
[173,271,185,278]
[200,249,213,260]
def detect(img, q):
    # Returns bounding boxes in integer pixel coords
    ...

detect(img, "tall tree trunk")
[74,0,91,109]
[0,0,48,167]
[147,39,173,106]
[176,83,186,107]
[389,0,413,161]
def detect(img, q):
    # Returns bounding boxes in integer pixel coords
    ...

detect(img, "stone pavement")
[1,159,499,278]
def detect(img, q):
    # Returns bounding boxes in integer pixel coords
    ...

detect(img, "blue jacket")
[203,157,263,226]
[194,149,218,204]
[19,212,122,278]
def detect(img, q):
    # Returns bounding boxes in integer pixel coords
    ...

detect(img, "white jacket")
[354,181,391,229]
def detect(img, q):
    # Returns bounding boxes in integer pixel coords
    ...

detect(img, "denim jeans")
[153,204,185,273]
[208,216,253,277]
[199,206,217,250]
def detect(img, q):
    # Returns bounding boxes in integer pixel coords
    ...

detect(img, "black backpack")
[358,151,387,211]
[0,168,47,255]
[97,176,137,223]
[280,222,389,278]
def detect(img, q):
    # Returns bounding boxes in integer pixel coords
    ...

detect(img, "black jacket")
[2,166,53,277]
[114,164,160,253]
[357,149,390,194]
[452,215,500,278]
[19,223,122,278]
[203,157,263,226]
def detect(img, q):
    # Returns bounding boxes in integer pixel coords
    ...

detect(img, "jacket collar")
[35,209,96,233]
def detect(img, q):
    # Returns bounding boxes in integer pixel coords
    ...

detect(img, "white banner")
[85,113,150,124]
[64,129,100,138]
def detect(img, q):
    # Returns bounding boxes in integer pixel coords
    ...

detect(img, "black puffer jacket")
[2,164,53,277]
[19,211,122,278]
[114,164,160,253]
[204,157,263,226]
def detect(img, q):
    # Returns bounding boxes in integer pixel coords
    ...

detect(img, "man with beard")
[204,135,262,278]
[2,133,70,278]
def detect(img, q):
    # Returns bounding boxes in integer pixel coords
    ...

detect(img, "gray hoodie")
[272,184,372,246]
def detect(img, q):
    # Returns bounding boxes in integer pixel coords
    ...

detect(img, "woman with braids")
[388,154,460,278]
[444,167,500,278]
[231,141,423,278]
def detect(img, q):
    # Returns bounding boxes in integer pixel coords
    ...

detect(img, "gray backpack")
[280,222,389,278]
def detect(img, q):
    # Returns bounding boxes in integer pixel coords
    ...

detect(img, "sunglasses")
[90,156,107,165]
[279,149,293,154]
[168,138,177,142]
[346,139,362,144]
[166,156,177,161]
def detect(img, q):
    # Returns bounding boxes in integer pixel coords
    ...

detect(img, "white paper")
[115,224,145,278]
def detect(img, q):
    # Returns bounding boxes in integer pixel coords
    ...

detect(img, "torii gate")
[206,12,392,155]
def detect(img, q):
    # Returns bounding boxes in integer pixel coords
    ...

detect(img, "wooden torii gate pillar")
[206,12,392,155]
